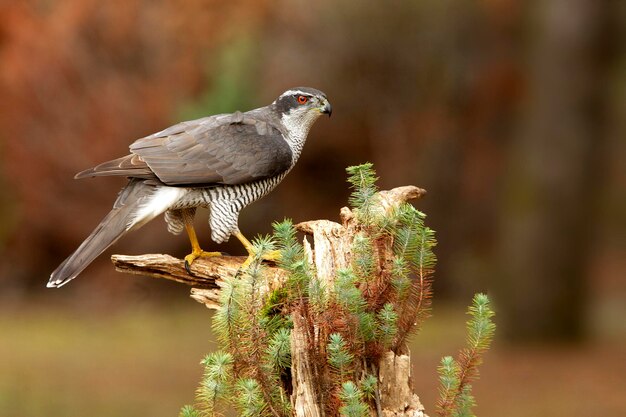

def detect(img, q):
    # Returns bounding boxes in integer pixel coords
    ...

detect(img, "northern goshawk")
[48,87,331,288]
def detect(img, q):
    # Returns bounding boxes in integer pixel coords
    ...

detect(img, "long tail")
[48,180,181,288]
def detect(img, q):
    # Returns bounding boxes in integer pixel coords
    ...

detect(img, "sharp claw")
[185,260,192,275]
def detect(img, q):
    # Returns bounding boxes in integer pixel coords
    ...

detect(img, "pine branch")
[346,163,380,223]
[195,351,233,416]
[390,204,436,351]
[179,405,200,417]
[339,382,370,417]
[327,333,354,378]
[436,294,496,417]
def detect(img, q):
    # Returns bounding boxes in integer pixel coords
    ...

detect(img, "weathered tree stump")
[112,185,428,417]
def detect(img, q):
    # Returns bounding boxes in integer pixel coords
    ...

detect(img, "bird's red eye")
[297,95,308,104]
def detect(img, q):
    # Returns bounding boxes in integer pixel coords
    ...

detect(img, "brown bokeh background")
[1,1,625,416]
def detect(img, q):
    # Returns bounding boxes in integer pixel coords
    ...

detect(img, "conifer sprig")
[375,303,398,347]
[273,219,312,298]
[234,378,267,417]
[266,328,292,371]
[352,232,376,281]
[339,382,370,417]
[436,293,496,417]
[346,163,380,223]
[195,351,233,415]
[179,405,200,417]
[388,203,436,349]
[360,374,378,401]
[327,333,354,376]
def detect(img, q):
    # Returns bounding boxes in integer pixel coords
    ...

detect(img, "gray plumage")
[76,112,292,185]
[49,87,331,288]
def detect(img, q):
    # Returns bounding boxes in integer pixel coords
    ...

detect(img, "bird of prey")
[48,87,331,288]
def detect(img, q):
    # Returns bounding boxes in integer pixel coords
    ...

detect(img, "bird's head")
[273,87,331,136]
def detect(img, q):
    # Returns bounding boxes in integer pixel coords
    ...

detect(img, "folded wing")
[76,112,293,186]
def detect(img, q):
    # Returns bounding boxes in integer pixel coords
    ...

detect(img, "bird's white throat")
[280,108,322,160]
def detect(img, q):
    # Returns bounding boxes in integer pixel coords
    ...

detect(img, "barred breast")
[166,173,287,243]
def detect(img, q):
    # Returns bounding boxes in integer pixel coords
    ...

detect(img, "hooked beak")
[320,100,332,117]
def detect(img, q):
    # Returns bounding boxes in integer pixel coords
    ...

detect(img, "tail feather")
[48,180,178,288]
[48,209,132,288]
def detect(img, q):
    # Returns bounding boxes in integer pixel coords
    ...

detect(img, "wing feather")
[76,112,293,186]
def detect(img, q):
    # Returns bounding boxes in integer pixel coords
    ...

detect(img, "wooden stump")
[112,185,428,417]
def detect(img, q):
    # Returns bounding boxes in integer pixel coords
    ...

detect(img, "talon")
[241,255,254,271]
[182,211,221,275]
[234,230,282,270]
[262,249,282,263]
[183,249,221,274]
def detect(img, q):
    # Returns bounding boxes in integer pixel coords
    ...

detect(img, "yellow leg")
[234,231,281,270]
[183,215,221,273]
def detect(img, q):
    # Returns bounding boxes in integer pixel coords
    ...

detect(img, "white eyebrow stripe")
[279,90,313,98]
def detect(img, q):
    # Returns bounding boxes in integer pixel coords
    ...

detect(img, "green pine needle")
[200,351,233,381]
[437,356,460,404]
[266,328,292,370]
[273,219,302,268]
[327,333,354,372]
[357,312,376,342]
[339,381,370,417]
[334,269,367,314]
[234,378,267,417]
[346,163,380,222]
[453,385,477,417]
[352,232,375,280]
[272,219,313,297]
[251,234,277,259]
[436,294,496,417]
[211,276,241,345]
[178,405,200,417]
[376,303,398,346]
[360,375,378,400]
[465,293,496,353]
[196,352,233,414]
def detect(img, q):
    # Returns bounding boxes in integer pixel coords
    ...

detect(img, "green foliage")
[273,219,303,270]
[339,382,370,417]
[384,202,437,348]
[437,356,460,409]
[334,268,376,342]
[375,303,398,346]
[390,202,436,275]
[211,275,242,345]
[185,162,495,417]
[334,269,367,313]
[234,378,267,417]
[195,352,233,414]
[327,333,354,375]
[266,328,292,371]
[351,232,375,280]
[178,405,200,417]
[346,163,380,223]
[390,256,411,299]
[436,294,496,417]
[192,233,296,416]
[273,219,313,298]
[360,374,378,400]
[465,294,497,354]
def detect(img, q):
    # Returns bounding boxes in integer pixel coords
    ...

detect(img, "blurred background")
[1,0,625,416]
